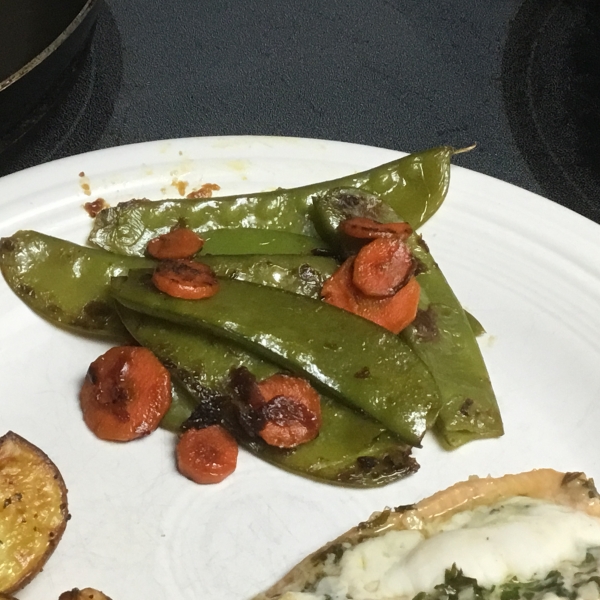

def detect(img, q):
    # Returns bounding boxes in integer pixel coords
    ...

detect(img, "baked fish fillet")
[254,469,600,600]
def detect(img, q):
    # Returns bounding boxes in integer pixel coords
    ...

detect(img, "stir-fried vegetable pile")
[0,147,503,487]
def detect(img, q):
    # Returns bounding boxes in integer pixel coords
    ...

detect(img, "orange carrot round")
[320,257,360,314]
[176,425,238,484]
[152,259,219,299]
[322,260,421,334]
[352,237,415,297]
[256,374,322,448]
[79,346,172,442]
[146,228,204,259]
[356,277,421,334]
[339,217,413,241]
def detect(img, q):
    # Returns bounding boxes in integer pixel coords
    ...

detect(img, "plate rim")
[1,134,598,235]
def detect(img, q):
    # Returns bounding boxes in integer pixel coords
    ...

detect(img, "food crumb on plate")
[187,182,221,199]
[83,198,109,217]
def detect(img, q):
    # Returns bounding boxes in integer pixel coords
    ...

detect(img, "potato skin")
[0,431,69,595]
[59,588,113,600]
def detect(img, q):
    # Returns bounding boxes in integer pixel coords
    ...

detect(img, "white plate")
[3,136,600,600]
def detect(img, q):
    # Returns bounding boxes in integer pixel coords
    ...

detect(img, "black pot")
[0,0,100,150]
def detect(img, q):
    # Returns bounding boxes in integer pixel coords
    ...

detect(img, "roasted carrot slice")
[320,257,360,314]
[176,425,238,484]
[357,277,421,334]
[339,216,413,241]
[79,346,172,442]
[322,258,421,334]
[256,374,322,448]
[152,259,219,299]
[352,237,415,297]
[146,228,204,259]
[59,588,113,600]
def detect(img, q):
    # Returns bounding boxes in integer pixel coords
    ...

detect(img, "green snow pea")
[200,254,337,298]
[201,228,326,255]
[0,230,152,338]
[0,230,336,337]
[119,306,417,487]
[111,271,441,446]
[310,188,503,448]
[89,147,454,256]
[160,378,198,432]
[310,188,399,256]
[404,242,503,448]
[465,311,486,337]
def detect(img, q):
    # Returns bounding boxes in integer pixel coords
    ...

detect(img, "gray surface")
[97,0,539,192]
[0,0,546,204]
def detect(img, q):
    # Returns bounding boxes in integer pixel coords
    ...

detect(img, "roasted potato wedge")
[0,431,69,595]
[254,469,600,600]
[59,588,113,600]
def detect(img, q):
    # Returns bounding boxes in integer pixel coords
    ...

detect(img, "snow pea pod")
[0,230,152,338]
[111,271,441,446]
[118,306,418,487]
[201,228,325,255]
[406,240,503,448]
[0,230,336,337]
[159,379,198,432]
[310,188,398,256]
[200,254,337,298]
[310,189,503,448]
[89,147,454,256]
[465,310,485,337]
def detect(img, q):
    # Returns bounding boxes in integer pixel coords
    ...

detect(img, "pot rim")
[0,0,99,93]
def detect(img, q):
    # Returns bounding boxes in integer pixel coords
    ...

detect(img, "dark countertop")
[2,0,600,224]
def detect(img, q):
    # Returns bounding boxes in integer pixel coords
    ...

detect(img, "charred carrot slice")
[353,237,415,297]
[146,228,204,259]
[357,277,421,334]
[176,425,238,484]
[79,346,172,442]
[339,216,413,241]
[322,259,421,334]
[256,374,322,448]
[152,259,219,299]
